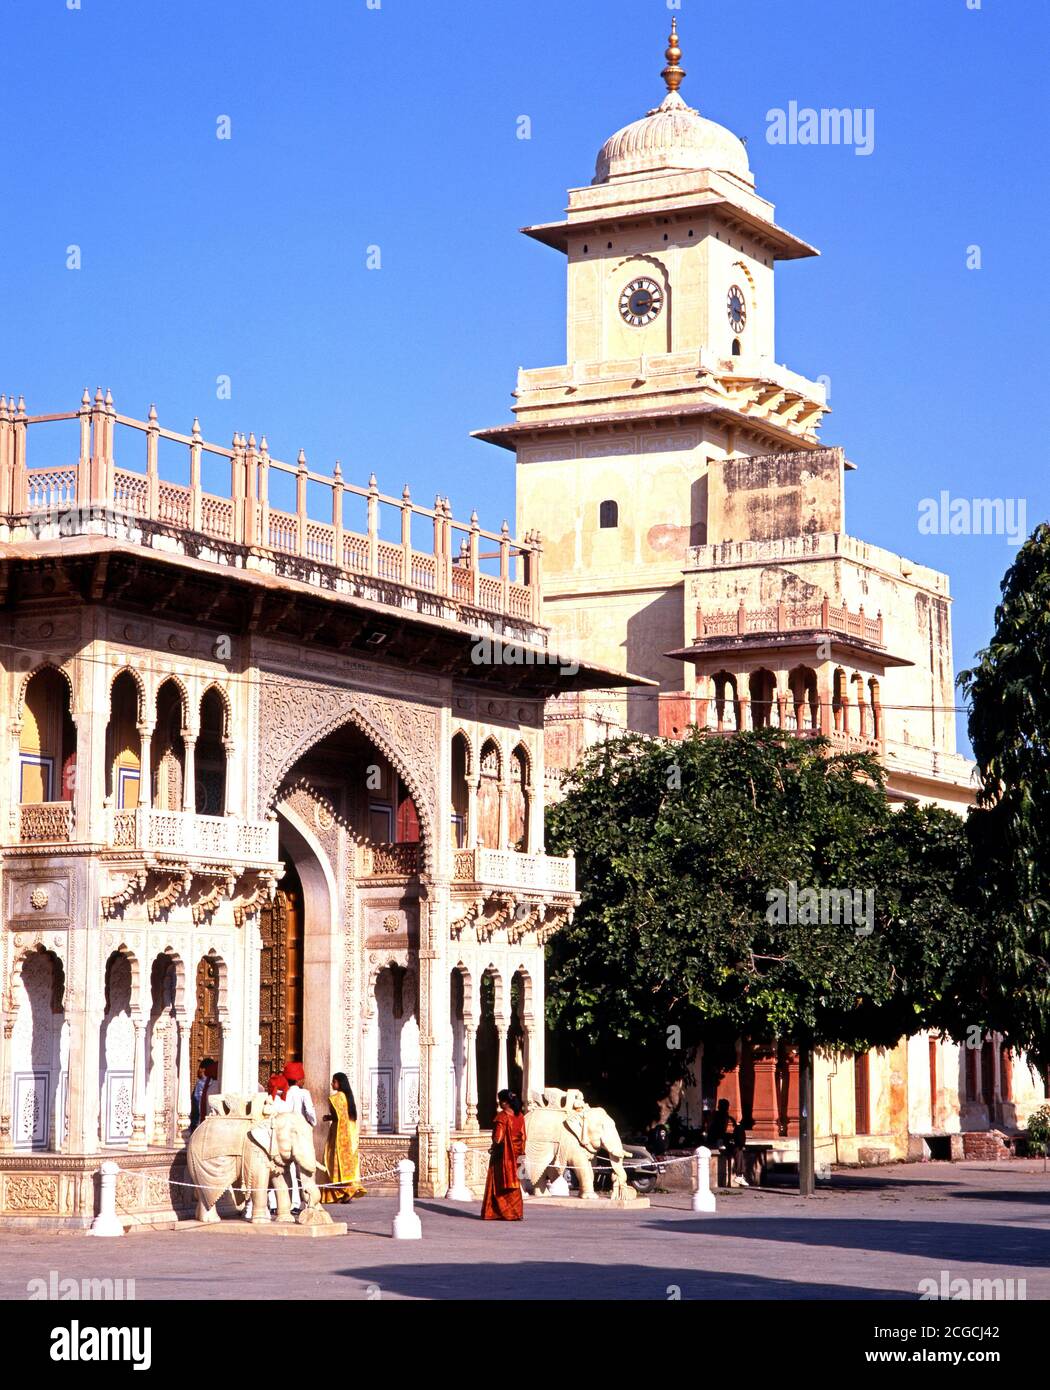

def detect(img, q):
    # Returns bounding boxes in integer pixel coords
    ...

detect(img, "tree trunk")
[798,1041,815,1197]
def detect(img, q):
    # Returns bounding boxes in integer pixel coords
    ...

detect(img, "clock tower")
[474,21,832,733]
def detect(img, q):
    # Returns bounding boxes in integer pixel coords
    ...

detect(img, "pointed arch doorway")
[257,852,305,1087]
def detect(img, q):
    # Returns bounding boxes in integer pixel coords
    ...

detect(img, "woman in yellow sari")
[322,1073,366,1203]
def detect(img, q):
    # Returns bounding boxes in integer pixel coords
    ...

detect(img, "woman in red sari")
[481,1089,526,1220]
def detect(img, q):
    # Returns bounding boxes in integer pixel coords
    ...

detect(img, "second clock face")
[727,284,747,334]
[620,277,664,327]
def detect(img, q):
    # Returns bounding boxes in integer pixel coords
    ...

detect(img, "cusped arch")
[16,662,76,722]
[108,666,147,724]
[193,949,230,1025]
[479,735,503,779]
[154,673,191,731]
[104,945,142,1017]
[510,740,533,786]
[610,251,670,285]
[8,942,67,1019]
[450,728,474,777]
[451,961,475,1019]
[480,964,505,1020]
[151,948,187,1018]
[199,681,232,738]
[262,695,438,876]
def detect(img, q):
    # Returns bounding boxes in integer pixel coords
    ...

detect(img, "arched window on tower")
[732,338,742,357]
[20,669,76,804]
[599,500,619,529]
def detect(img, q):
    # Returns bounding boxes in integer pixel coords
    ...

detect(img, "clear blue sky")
[2,0,1046,749]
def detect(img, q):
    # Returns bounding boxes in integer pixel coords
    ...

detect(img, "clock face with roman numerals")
[619,277,664,327]
[727,284,747,333]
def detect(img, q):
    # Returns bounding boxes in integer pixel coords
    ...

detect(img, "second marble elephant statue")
[523,1103,633,1198]
[186,1107,320,1223]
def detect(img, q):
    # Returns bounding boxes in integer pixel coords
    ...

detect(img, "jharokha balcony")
[664,595,913,756]
[0,390,542,632]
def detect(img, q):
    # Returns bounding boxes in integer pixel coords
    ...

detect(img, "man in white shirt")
[282,1063,316,1210]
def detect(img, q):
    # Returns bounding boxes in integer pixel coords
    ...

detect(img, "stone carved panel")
[8,875,70,922]
[257,675,440,873]
[4,1175,59,1211]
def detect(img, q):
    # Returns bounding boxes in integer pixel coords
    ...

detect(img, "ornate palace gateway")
[0,390,633,1225]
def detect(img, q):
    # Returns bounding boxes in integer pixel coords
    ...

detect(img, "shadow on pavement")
[335,1259,913,1301]
[651,1217,1050,1269]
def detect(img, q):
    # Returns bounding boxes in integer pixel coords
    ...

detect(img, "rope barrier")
[160,1168,403,1195]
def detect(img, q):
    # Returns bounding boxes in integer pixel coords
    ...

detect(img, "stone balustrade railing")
[452,847,575,895]
[0,391,542,626]
[695,596,883,647]
[356,842,422,878]
[105,807,279,865]
[18,801,75,844]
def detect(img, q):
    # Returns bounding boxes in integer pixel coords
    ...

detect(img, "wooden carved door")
[257,885,303,1088]
[189,957,222,1080]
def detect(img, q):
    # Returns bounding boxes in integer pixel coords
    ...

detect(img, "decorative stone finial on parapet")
[662,17,685,95]
[332,459,342,479]
[148,402,158,424]
[297,448,307,470]
[81,387,91,408]
[191,417,202,441]
[401,481,410,501]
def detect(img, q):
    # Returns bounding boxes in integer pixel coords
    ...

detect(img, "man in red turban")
[282,1062,316,1212]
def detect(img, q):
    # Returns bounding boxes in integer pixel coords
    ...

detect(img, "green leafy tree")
[545,729,978,1129]
[958,521,1050,1065]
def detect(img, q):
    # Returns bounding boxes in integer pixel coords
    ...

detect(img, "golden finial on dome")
[661,17,686,95]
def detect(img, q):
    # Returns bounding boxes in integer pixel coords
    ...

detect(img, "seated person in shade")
[705,1098,732,1150]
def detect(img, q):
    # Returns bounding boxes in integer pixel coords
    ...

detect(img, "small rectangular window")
[599,500,618,529]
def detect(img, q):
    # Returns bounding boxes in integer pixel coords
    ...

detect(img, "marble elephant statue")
[186,1103,322,1224]
[523,1098,636,1199]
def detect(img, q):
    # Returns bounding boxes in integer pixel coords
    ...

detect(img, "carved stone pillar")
[222,737,237,816]
[176,1014,192,1138]
[137,724,153,810]
[128,1014,148,1151]
[182,734,197,813]
[496,1018,509,1095]
[467,778,479,848]
[0,1018,13,1152]
[498,785,509,850]
[736,674,751,732]
[464,1018,479,1132]
[416,877,451,1197]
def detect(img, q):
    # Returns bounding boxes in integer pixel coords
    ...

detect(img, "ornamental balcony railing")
[105,807,279,866]
[356,842,422,878]
[452,847,575,895]
[0,391,542,628]
[695,597,883,647]
[18,801,75,844]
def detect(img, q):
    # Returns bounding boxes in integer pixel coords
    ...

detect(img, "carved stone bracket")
[101,870,147,919]
[450,897,485,941]
[233,869,282,927]
[146,871,192,923]
[190,869,238,925]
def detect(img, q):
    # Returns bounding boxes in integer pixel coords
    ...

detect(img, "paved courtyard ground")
[4,1161,1048,1301]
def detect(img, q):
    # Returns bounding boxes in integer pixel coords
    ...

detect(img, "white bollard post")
[391,1158,422,1239]
[691,1146,716,1214]
[89,1160,125,1237]
[446,1141,473,1202]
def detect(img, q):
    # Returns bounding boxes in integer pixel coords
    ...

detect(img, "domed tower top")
[594,20,750,185]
